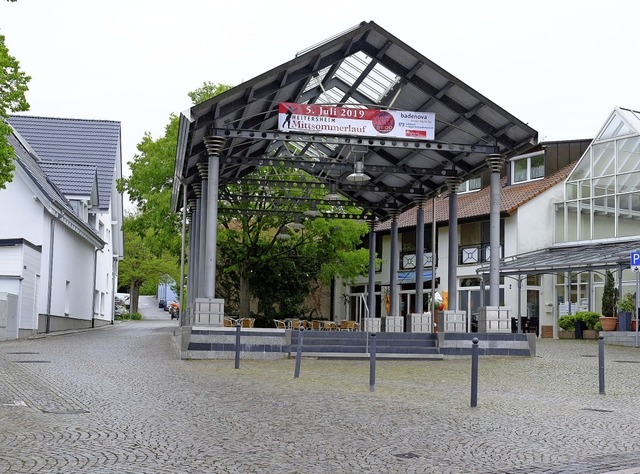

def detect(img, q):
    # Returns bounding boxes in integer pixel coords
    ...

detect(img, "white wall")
[94,209,114,321]
[0,169,46,242]
[47,222,95,320]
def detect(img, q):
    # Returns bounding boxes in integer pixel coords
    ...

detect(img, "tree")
[0,33,31,188]
[601,269,616,317]
[117,218,179,314]
[118,82,232,258]
[121,81,372,322]
[216,166,370,321]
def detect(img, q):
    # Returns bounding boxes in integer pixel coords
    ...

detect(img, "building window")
[458,177,481,193]
[512,152,544,183]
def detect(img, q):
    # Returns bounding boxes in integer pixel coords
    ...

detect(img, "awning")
[477,239,640,276]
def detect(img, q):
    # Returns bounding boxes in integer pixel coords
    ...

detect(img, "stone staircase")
[289,330,442,359]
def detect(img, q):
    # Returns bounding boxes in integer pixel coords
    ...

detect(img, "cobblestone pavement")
[2,306,640,473]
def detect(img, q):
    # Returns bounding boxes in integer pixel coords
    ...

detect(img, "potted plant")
[599,270,618,331]
[558,314,576,339]
[617,292,635,332]
[576,311,601,339]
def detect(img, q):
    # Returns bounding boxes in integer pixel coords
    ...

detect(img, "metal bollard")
[598,334,605,395]
[294,328,305,379]
[369,333,377,392]
[471,337,479,407]
[234,323,241,369]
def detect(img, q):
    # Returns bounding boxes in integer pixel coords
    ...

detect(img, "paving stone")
[1,314,640,473]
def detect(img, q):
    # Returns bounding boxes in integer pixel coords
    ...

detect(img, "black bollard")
[369,333,377,392]
[294,327,305,379]
[471,337,479,407]
[598,334,605,395]
[234,322,241,369]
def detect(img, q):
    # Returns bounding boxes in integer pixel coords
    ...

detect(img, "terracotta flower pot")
[599,316,618,331]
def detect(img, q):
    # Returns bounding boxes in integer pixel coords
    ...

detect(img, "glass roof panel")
[617,136,640,173]
[597,113,634,141]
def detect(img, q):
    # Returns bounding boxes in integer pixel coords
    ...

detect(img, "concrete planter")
[582,329,599,340]
[558,330,575,339]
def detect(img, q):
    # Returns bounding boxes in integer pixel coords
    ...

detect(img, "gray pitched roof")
[39,161,98,203]
[8,115,121,211]
[8,131,71,212]
[7,128,104,248]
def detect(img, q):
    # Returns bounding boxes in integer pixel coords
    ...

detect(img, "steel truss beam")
[212,128,499,155]
[220,178,432,195]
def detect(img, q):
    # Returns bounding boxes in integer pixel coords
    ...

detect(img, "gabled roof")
[8,115,121,211]
[7,128,104,248]
[173,21,538,221]
[39,161,99,205]
[377,160,576,231]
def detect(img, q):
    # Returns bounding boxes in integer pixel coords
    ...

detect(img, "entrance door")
[459,289,481,332]
[526,289,540,336]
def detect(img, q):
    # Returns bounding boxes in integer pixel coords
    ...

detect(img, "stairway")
[289,330,441,359]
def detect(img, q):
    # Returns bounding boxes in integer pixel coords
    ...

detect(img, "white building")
[0,116,123,339]
[337,107,640,338]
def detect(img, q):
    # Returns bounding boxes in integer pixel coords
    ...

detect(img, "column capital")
[446,177,463,193]
[486,154,505,172]
[203,136,226,156]
[191,182,202,198]
[196,162,208,180]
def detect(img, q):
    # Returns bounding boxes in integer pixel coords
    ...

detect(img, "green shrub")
[575,311,601,330]
[558,315,576,331]
[559,312,602,331]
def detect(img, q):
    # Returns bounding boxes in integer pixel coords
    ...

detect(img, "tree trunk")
[238,271,251,318]
[130,281,141,314]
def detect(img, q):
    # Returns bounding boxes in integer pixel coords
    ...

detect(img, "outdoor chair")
[310,320,322,331]
[240,318,255,328]
[338,320,350,331]
[291,319,302,330]
[323,321,337,330]
[223,317,237,327]
[274,320,287,329]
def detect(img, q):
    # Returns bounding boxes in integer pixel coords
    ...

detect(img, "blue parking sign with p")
[631,251,640,270]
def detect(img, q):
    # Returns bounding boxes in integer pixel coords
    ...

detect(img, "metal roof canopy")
[172,21,538,221]
[477,239,640,276]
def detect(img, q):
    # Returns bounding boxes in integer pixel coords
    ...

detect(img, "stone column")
[415,199,426,314]
[447,178,461,310]
[389,212,399,317]
[487,154,505,307]
[367,220,377,320]
[196,164,208,299]
[191,136,226,326]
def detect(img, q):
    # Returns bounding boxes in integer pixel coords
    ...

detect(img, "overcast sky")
[2,0,640,179]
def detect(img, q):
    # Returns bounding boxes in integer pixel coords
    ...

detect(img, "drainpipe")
[46,209,62,333]
[90,247,100,328]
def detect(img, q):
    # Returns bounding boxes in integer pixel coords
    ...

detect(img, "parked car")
[159,299,167,309]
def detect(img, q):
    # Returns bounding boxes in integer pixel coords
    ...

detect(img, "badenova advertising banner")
[278,102,435,140]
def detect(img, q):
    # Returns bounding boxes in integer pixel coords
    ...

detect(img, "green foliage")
[0,34,31,189]
[559,311,602,331]
[187,81,231,105]
[118,217,179,312]
[601,270,616,317]
[575,311,601,330]
[117,82,233,258]
[618,292,636,313]
[558,314,576,331]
